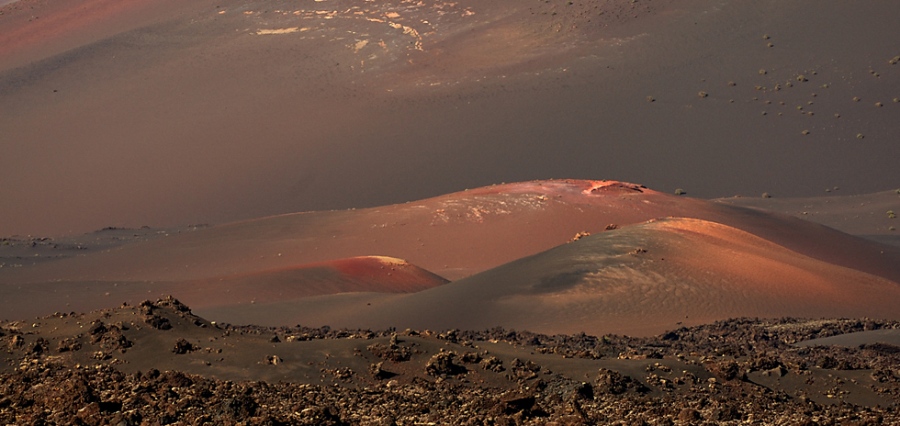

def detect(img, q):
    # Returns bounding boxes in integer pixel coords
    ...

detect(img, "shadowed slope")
[0,256,446,321]
[3,0,900,237]
[4,180,899,287]
[0,0,214,69]
[715,190,900,247]
[0,180,682,285]
[4,180,900,322]
[214,218,900,336]
[179,256,448,308]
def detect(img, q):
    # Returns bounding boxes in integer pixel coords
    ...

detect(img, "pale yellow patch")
[256,27,300,35]
[367,256,409,267]
[353,40,369,53]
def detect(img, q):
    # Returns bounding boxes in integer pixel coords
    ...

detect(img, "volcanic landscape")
[2,0,899,424]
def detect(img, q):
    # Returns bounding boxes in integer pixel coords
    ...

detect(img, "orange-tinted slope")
[4,180,899,286]
[0,256,446,321]
[221,218,900,336]
[178,256,448,309]
[0,0,215,69]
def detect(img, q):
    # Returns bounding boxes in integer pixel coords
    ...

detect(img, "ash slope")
[2,0,900,237]
[2,180,900,328]
[209,217,900,336]
[0,256,447,322]
[715,190,900,248]
[4,180,898,283]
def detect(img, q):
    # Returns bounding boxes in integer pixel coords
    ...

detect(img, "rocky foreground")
[1,298,899,425]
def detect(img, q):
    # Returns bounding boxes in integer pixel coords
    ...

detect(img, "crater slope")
[206,217,900,335]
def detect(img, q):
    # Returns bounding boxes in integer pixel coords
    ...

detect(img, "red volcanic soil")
[208,217,900,336]
[0,0,215,69]
[5,179,899,285]
[179,256,448,309]
[3,179,900,325]
[0,256,447,321]
[7,180,673,284]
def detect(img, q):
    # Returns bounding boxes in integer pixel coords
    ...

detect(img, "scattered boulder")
[1,301,899,424]
[595,369,648,395]
[369,362,396,380]
[219,395,258,419]
[57,338,82,353]
[460,351,482,363]
[425,351,465,376]
[145,315,172,330]
[510,358,542,380]
[7,334,24,351]
[172,338,196,354]
[88,322,132,352]
[28,337,49,355]
[491,391,548,420]
[570,382,594,401]
[708,360,745,381]
[480,356,505,372]
[367,341,412,362]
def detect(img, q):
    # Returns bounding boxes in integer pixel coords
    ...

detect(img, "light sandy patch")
[256,27,300,35]
[352,39,368,53]
[367,256,410,267]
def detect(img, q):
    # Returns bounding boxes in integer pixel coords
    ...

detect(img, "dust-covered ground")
[2,0,899,237]
[1,298,899,424]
